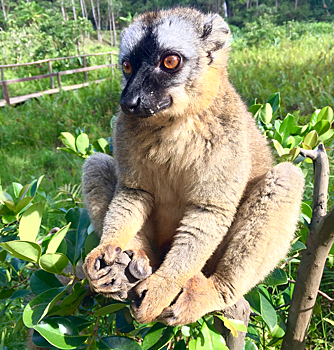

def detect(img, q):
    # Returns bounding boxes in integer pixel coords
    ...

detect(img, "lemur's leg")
[157,162,304,326]
[82,153,154,300]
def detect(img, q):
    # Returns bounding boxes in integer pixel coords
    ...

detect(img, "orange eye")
[163,55,180,70]
[122,61,132,75]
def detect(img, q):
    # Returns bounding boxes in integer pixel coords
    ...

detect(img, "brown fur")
[82,7,304,326]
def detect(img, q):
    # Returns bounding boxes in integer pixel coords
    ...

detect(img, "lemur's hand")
[84,244,153,300]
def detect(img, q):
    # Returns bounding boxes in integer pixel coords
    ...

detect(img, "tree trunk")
[108,1,113,47]
[1,0,6,21]
[246,0,250,9]
[215,0,220,13]
[223,0,228,17]
[281,144,334,350]
[60,0,66,20]
[275,0,278,7]
[96,0,102,42]
[295,0,298,9]
[111,8,116,46]
[80,0,86,18]
[71,0,77,20]
[90,0,101,42]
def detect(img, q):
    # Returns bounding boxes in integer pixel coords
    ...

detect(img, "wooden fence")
[0,51,118,107]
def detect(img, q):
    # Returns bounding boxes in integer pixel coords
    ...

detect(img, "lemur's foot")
[83,244,152,301]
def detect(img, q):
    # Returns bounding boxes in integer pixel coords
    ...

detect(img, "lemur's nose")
[120,96,140,115]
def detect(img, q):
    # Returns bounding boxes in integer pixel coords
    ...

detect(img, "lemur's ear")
[201,13,231,51]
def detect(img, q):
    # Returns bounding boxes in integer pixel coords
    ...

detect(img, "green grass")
[0,76,121,196]
[229,34,334,116]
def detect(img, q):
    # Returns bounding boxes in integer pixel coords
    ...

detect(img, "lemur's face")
[119,9,231,119]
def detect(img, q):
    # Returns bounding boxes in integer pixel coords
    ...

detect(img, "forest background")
[0,0,333,349]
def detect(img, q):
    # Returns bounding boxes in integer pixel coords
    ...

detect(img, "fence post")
[48,60,55,89]
[2,80,11,106]
[57,73,62,89]
[83,57,88,82]
[110,53,114,77]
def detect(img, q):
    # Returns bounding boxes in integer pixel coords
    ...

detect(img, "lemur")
[82,7,304,326]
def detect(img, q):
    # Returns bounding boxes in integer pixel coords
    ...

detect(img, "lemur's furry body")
[82,8,304,326]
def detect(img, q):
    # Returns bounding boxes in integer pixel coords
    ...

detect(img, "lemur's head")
[119,8,231,120]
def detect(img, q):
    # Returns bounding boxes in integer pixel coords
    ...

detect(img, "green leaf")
[32,330,53,348]
[12,182,23,198]
[323,318,334,326]
[266,92,280,114]
[29,176,44,197]
[196,321,228,350]
[0,241,41,262]
[142,323,166,350]
[46,224,71,254]
[3,200,15,212]
[65,208,90,265]
[23,287,67,327]
[39,253,69,274]
[0,249,7,262]
[272,140,285,157]
[248,104,262,115]
[85,230,100,256]
[258,103,273,124]
[290,240,306,254]
[60,284,87,308]
[313,120,331,136]
[289,147,300,162]
[34,317,87,349]
[59,132,77,151]
[216,315,247,336]
[93,138,110,154]
[258,289,277,331]
[286,136,295,149]
[301,202,312,219]
[18,184,31,202]
[149,326,174,350]
[58,147,78,155]
[15,196,33,214]
[95,303,126,317]
[318,128,334,141]
[181,326,191,337]
[189,339,196,350]
[271,317,286,338]
[303,130,318,149]
[247,325,261,343]
[279,114,295,142]
[19,202,43,242]
[100,336,142,350]
[244,340,258,350]
[310,109,321,126]
[316,106,333,123]
[264,268,288,286]
[76,133,89,154]
[245,289,261,315]
[174,340,187,350]
[30,270,63,296]
[0,191,13,204]
[116,308,135,334]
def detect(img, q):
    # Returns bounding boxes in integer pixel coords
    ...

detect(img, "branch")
[287,278,334,302]
[281,144,334,350]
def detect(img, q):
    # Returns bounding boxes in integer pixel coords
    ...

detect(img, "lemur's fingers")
[158,273,224,326]
[131,274,181,324]
[125,250,153,280]
[84,243,122,281]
